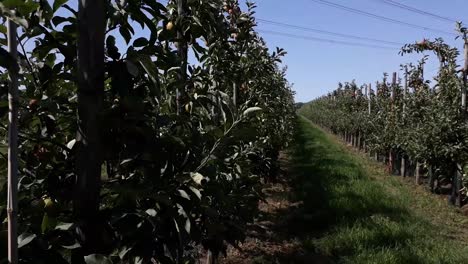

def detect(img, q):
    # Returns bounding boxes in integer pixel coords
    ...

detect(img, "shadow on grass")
[285,118,411,235]
[248,117,451,264]
[231,117,468,264]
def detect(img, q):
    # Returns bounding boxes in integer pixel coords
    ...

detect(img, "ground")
[221,116,468,264]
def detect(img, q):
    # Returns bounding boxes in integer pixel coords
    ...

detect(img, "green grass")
[289,116,468,264]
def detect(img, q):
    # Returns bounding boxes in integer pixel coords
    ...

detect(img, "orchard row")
[300,33,468,208]
[0,0,295,263]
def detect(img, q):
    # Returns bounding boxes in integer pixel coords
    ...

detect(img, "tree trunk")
[75,0,105,253]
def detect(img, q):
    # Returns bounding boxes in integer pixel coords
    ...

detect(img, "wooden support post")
[233,82,237,110]
[357,131,361,150]
[368,83,372,115]
[428,165,434,191]
[415,162,421,185]
[462,37,468,111]
[400,155,406,177]
[388,72,397,174]
[7,19,19,264]
[176,0,188,114]
[75,0,105,254]
[452,168,462,206]
[401,68,408,178]
[403,66,408,115]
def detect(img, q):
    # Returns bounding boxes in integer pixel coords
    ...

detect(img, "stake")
[401,68,408,178]
[415,162,421,185]
[388,73,396,174]
[233,82,237,109]
[368,83,371,115]
[75,0,105,253]
[7,19,19,264]
[176,0,188,115]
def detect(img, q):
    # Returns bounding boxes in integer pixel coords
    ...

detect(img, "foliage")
[299,37,468,200]
[0,0,296,263]
[293,117,468,264]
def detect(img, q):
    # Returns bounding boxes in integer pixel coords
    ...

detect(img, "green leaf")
[84,254,113,264]
[41,214,57,233]
[62,242,81,249]
[178,189,190,200]
[119,26,132,44]
[133,37,148,47]
[66,139,76,150]
[53,0,67,12]
[1,0,39,14]
[242,107,262,117]
[55,222,73,230]
[0,47,19,71]
[145,209,157,217]
[190,172,204,185]
[189,186,202,199]
[106,36,121,60]
[185,218,191,234]
[18,233,36,248]
[52,16,71,27]
[134,54,159,97]
[125,60,139,77]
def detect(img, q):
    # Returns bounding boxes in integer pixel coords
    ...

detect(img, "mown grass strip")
[290,116,468,264]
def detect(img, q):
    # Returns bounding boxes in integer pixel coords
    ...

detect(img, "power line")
[258,29,398,50]
[310,0,456,36]
[376,0,457,23]
[257,18,405,46]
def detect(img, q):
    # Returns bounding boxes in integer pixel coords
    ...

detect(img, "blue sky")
[46,0,468,103]
[251,0,468,102]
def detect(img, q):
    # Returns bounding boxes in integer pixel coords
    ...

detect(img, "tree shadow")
[223,118,451,264]
[229,118,430,263]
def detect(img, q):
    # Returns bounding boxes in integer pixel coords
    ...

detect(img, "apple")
[166,21,174,31]
[29,99,39,110]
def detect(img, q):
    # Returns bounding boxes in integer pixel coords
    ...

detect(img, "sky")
[25,0,468,103]
[251,0,468,102]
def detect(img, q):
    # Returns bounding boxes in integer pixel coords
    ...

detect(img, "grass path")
[224,116,468,263]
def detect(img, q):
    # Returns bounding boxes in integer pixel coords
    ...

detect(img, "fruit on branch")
[43,197,58,217]
[29,99,39,110]
[185,103,191,113]
[33,146,49,161]
[166,21,174,31]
